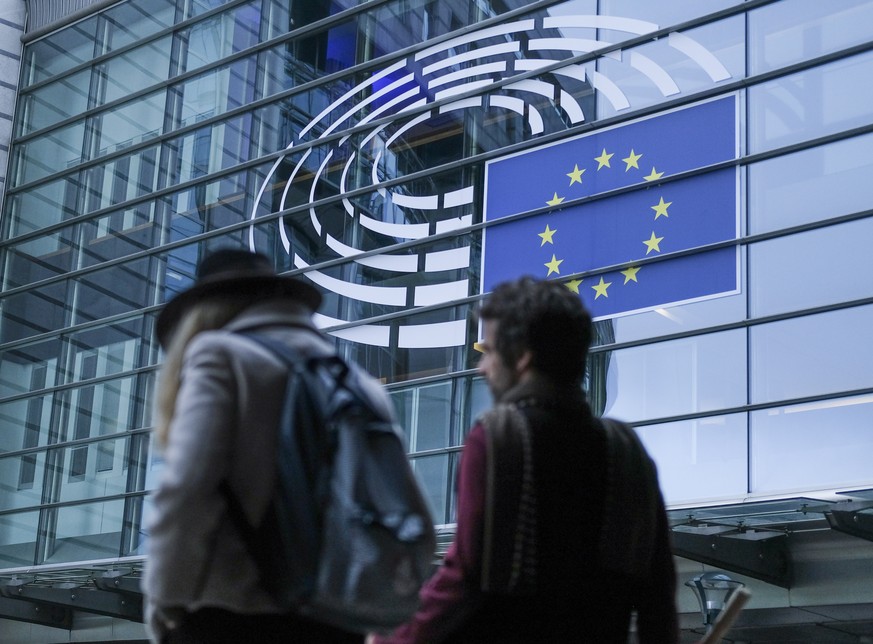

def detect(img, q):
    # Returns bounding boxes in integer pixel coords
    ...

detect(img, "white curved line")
[398,320,467,348]
[503,78,583,125]
[434,80,494,101]
[592,70,631,111]
[668,32,731,82]
[422,42,521,76]
[414,280,469,306]
[438,97,483,113]
[277,149,313,252]
[415,20,535,61]
[444,186,474,208]
[542,15,658,35]
[512,60,630,112]
[299,60,406,140]
[249,153,284,250]
[324,234,418,271]
[392,193,439,209]
[425,246,470,271]
[558,89,585,123]
[505,78,556,100]
[313,313,390,347]
[293,254,407,305]
[528,37,609,54]
[489,94,526,116]
[308,149,333,238]
[323,73,417,139]
[385,111,432,148]
[360,215,430,239]
[427,62,507,90]
[435,215,472,233]
[629,51,680,96]
[341,86,422,146]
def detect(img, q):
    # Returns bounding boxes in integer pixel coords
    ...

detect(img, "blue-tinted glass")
[102,0,177,52]
[751,218,873,318]
[102,36,173,104]
[751,395,873,494]
[411,453,450,525]
[23,17,98,86]
[0,510,38,567]
[12,121,85,186]
[0,283,71,344]
[2,175,82,240]
[603,329,747,423]
[391,381,451,452]
[95,91,166,158]
[635,414,748,505]
[44,499,124,563]
[749,133,873,234]
[181,1,261,74]
[749,0,873,75]
[751,305,873,404]
[177,58,258,129]
[749,51,873,154]
[17,70,90,136]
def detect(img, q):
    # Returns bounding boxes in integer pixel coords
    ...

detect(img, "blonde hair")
[154,298,254,447]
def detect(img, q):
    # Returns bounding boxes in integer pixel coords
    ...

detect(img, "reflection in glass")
[2,175,82,240]
[602,329,747,423]
[391,381,452,452]
[12,120,85,187]
[16,70,90,136]
[751,395,873,494]
[0,282,70,344]
[749,0,873,75]
[750,305,873,404]
[749,133,873,234]
[180,1,261,75]
[23,17,97,86]
[71,257,159,324]
[749,51,873,154]
[95,91,165,159]
[101,0,177,52]
[751,219,873,318]
[0,510,38,567]
[101,36,173,105]
[410,452,451,526]
[635,414,747,505]
[43,499,124,563]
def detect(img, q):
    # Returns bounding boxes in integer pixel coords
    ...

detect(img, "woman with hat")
[143,248,383,643]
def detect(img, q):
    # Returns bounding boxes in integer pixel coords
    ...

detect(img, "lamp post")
[685,572,745,631]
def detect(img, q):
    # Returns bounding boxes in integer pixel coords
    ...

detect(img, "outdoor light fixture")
[685,572,746,631]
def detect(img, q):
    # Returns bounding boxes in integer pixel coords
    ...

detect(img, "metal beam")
[95,569,144,596]
[823,503,873,543]
[672,527,793,588]
[0,595,72,629]
[1,579,143,622]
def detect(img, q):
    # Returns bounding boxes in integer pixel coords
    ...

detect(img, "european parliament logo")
[482,96,739,319]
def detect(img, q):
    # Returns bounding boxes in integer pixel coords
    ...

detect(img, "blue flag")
[481,96,739,319]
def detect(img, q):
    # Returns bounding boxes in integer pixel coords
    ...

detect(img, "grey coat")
[142,299,393,641]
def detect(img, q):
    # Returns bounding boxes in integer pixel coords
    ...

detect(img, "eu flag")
[481,96,738,319]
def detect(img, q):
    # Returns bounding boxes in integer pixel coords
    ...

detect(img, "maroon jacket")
[374,377,678,643]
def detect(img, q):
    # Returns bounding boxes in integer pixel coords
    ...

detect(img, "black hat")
[155,249,321,348]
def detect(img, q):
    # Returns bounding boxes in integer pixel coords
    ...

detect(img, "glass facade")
[1,0,872,607]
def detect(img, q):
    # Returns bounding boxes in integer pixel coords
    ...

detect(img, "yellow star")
[651,197,672,219]
[594,148,613,169]
[592,276,612,299]
[544,254,563,276]
[621,266,641,284]
[565,279,582,293]
[644,167,664,181]
[567,164,586,185]
[546,193,565,207]
[643,231,664,255]
[538,224,557,246]
[622,149,642,171]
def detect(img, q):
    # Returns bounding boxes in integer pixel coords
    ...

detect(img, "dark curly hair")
[479,276,593,385]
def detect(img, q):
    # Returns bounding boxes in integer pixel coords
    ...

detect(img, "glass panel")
[750,305,873,404]
[70,256,159,324]
[749,0,873,75]
[12,120,86,186]
[598,0,738,24]
[101,35,173,105]
[2,175,82,240]
[0,282,70,344]
[0,338,59,398]
[410,452,451,526]
[635,414,748,506]
[83,145,160,215]
[166,115,252,187]
[55,436,132,500]
[0,510,38,567]
[749,133,873,234]
[0,452,48,508]
[1,229,76,289]
[749,51,873,154]
[94,91,166,159]
[751,394,873,494]
[101,0,177,52]
[176,58,258,129]
[750,219,873,317]
[43,498,124,563]
[23,16,98,86]
[16,69,90,136]
[601,329,747,423]
[391,381,452,452]
[180,0,261,75]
